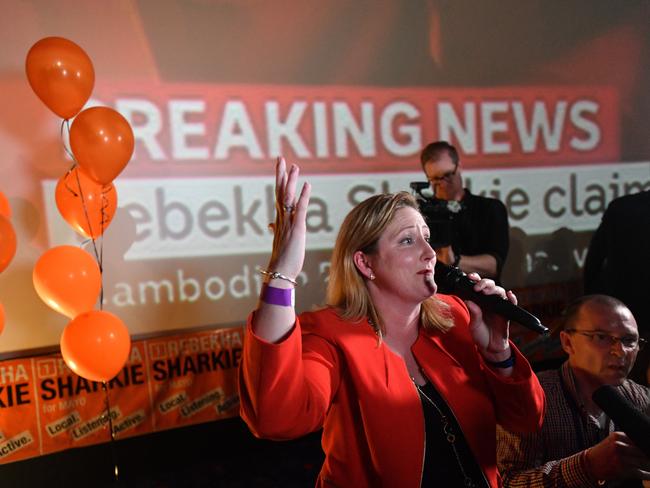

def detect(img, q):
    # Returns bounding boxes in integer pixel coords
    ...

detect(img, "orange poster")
[0,358,39,463]
[0,326,243,464]
[35,341,152,455]
[146,327,242,431]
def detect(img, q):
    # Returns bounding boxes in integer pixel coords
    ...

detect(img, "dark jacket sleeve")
[583,202,614,293]
[488,198,510,279]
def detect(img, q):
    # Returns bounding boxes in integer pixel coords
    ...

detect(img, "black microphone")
[434,262,549,335]
[592,384,650,458]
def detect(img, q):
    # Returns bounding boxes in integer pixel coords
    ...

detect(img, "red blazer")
[239,294,545,487]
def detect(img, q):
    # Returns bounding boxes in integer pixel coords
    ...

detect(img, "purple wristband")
[261,285,295,307]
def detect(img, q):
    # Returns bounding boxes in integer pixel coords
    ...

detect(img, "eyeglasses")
[565,329,647,350]
[427,164,458,183]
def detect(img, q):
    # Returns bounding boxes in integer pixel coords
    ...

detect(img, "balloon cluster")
[26,37,132,383]
[0,191,16,335]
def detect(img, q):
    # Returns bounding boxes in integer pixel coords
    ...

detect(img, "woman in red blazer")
[239,158,545,487]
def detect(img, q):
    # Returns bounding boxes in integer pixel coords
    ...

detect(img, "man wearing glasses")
[420,140,509,280]
[497,295,650,487]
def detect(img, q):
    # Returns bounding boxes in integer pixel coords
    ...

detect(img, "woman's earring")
[369,272,375,281]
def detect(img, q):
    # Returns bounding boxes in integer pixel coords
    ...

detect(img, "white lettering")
[381,102,421,156]
[570,101,600,151]
[266,101,310,158]
[213,101,263,158]
[481,102,510,154]
[438,102,477,154]
[512,101,566,152]
[117,99,166,160]
[169,100,208,159]
[333,102,375,157]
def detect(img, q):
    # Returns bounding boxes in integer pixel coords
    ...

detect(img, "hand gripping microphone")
[434,262,549,335]
[592,384,650,458]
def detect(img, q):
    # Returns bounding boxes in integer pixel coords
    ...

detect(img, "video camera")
[409,182,462,248]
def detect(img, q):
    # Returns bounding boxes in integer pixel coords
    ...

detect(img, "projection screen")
[1,0,649,356]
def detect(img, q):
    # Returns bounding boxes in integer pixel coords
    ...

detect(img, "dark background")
[2,417,324,487]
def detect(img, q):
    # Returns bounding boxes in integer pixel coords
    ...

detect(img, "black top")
[453,189,509,280]
[430,189,509,287]
[584,190,650,335]
[417,381,489,488]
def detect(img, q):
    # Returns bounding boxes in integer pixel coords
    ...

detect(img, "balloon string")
[101,381,120,482]
[60,119,76,162]
[63,169,79,197]
[98,191,108,309]
[73,170,96,248]
[61,117,112,476]
[99,198,104,309]
[61,120,96,252]
[60,120,104,304]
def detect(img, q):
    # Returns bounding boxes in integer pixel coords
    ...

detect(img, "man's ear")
[560,331,574,356]
[353,251,373,280]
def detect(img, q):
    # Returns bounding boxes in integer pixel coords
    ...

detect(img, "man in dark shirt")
[584,190,650,386]
[420,141,509,281]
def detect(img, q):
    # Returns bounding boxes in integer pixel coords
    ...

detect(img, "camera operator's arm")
[458,253,498,278]
[435,196,508,279]
[451,197,509,280]
[436,245,498,278]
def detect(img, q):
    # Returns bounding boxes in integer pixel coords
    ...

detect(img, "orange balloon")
[33,245,101,318]
[70,107,134,186]
[0,191,10,218]
[0,302,5,336]
[0,215,17,273]
[60,310,131,382]
[55,168,117,239]
[25,37,95,119]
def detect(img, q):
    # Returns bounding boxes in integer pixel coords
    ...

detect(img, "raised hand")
[268,157,311,282]
[252,157,311,344]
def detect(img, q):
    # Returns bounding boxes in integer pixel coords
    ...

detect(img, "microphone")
[434,262,549,335]
[592,384,650,458]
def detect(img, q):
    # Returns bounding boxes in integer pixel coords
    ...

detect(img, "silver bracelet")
[257,268,298,286]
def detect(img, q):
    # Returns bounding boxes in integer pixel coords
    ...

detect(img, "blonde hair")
[326,191,454,337]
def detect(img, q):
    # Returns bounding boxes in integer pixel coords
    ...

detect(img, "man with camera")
[418,140,509,281]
